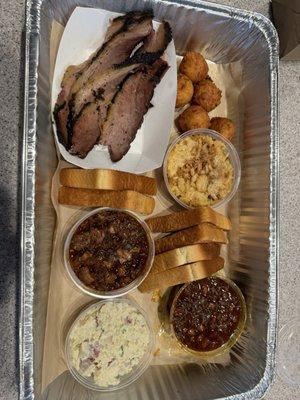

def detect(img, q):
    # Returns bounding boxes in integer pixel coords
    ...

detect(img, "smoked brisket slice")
[68,47,168,156]
[53,61,89,147]
[70,63,141,119]
[54,11,153,149]
[118,21,172,67]
[69,102,100,158]
[70,13,153,96]
[101,59,169,162]
[68,64,144,158]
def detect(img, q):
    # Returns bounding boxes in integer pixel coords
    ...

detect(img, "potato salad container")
[20,0,279,399]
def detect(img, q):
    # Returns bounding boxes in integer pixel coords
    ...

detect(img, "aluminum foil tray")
[20,0,279,399]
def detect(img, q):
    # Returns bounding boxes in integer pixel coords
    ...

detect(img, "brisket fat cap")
[101,59,169,162]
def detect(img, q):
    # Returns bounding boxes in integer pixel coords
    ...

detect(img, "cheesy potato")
[166,135,234,207]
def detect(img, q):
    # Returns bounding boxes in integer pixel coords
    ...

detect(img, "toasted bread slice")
[60,168,157,195]
[146,207,231,232]
[155,223,227,254]
[58,187,155,215]
[139,257,224,292]
[152,243,220,274]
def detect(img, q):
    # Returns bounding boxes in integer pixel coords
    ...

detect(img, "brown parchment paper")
[41,20,244,392]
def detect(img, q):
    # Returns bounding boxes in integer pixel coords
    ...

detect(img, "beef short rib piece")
[101,59,169,162]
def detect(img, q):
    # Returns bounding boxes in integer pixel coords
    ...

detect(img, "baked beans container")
[163,129,241,210]
[63,207,155,299]
[170,277,247,359]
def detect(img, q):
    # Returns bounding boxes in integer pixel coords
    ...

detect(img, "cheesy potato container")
[163,129,241,209]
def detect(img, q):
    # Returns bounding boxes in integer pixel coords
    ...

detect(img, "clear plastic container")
[163,129,241,209]
[64,207,154,299]
[277,321,300,387]
[170,277,246,358]
[65,298,155,392]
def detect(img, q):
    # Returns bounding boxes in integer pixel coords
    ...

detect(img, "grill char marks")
[101,59,169,162]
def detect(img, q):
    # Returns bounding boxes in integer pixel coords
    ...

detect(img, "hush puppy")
[193,78,222,112]
[177,105,210,133]
[210,117,236,140]
[179,52,208,83]
[176,74,194,108]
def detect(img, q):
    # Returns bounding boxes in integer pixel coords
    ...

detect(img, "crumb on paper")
[151,290,161,303]
[153,348,161,357]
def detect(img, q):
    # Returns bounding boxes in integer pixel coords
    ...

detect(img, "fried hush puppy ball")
[177,105,210,133]
[193,78,222,112]
[210,117,236,140]
[176,74,194,108]
[179,52,208,83]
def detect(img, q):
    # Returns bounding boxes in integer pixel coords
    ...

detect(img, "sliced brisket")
[104,11,152,42]
[70,13,153,96]
[69,102,100,158]
[68,64,143,157]
[53,62,89,147]
[101,59,169,162]
[54,11,153,149]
